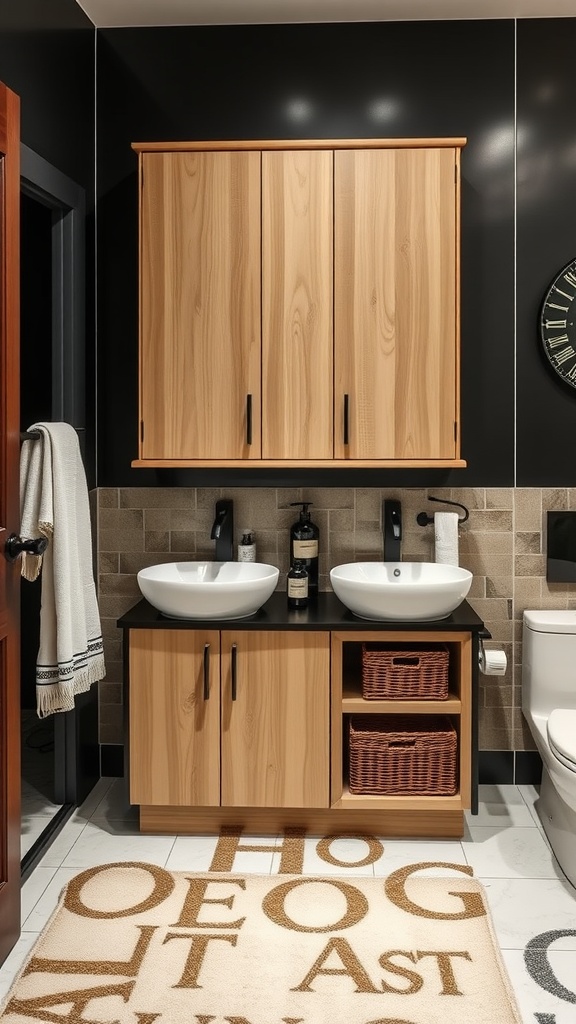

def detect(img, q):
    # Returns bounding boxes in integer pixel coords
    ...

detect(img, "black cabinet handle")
[343,393,350,446]
[246,394,252,445]
[203,643,210,700]
[231,643,238,701]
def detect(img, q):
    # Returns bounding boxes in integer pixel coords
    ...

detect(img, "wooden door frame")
[0,79,21,967]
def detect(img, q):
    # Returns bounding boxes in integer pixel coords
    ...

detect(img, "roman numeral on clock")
[547,333,570,349]
[544,319,568,330]
[553,344,576,366]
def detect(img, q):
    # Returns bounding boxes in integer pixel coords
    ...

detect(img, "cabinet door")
[334,147,459,460]
[139,151,261,460]
[129,629,220,806]
[262,150,333,459]
[220,630,330,807]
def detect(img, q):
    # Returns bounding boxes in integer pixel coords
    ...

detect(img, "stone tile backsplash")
[96,486,576,751]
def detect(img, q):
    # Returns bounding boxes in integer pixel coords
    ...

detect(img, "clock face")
[540,258,576,390]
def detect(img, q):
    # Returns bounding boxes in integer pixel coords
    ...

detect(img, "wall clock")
[540,257,576,390]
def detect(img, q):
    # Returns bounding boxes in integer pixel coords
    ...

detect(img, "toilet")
[522,610,576,887]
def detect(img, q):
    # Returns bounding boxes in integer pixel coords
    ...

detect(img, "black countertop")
[117,592,487,633]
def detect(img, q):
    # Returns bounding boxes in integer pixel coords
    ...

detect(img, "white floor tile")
[35,818,89,868]
[463,824,565,878]
[467,783,537,827]
[20,820,48,857]
[22,867,85,933]
[20,867,58,924]
[372,839,468,874]
[502,948,576,1024]
[479,877,576,948]
[285,835,380,876]
[59,820,176,868]
[0,932,38,1004]
[164,835,220,871]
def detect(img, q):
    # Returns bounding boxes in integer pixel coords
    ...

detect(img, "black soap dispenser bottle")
[289,501,319,598]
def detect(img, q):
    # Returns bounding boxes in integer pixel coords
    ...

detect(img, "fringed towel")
[19,422,106,717]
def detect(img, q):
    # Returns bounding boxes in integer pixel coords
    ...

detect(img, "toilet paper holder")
[416,495,469,527]
[478,639,507,675]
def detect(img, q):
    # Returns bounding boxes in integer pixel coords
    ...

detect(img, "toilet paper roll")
[479,644,507,675]
[434,511,459,566]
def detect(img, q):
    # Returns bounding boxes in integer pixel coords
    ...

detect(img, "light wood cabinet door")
[262,150,333,459]
[139,151,261,459]
[220,630,330,808]
[334,147,459,460]
[129,629,220,806]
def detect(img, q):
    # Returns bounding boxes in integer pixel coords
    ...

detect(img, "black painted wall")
[96,20,516,488]
[0,0,93,199]
[0,0,96,484]
[7,14,574,488]
[516,19,576,485]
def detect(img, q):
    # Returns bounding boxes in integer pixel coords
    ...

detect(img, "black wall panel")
[0,0,94,192]
[516,19,576,485]
[96,20,515,488]
[0,0,96,486]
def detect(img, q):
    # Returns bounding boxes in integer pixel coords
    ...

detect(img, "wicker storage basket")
[361,643,449,700]
[348,714,458,796]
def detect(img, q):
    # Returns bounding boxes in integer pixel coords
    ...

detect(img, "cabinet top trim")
[132,137,467,153]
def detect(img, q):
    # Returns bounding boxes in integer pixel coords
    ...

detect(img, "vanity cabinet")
[330,630,473,834]
[132,137,466,469]
[129,629,221,807]
[120,594,483,838]
[128,628,330,811]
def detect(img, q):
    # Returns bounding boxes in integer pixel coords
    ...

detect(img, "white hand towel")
[19,422,106,717]
[434,511,459,566]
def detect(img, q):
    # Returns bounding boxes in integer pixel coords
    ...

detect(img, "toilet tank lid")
[524,610,576,633]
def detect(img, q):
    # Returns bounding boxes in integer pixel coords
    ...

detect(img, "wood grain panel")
[262,150,333,458]
[140,151,261,459]
[220,631,330,808]
[456,634,473,808]
[132,457,467,469]
[133,138,467,153]
[334,147,458,459]
[129,629,220,806]
[139,805,464,838]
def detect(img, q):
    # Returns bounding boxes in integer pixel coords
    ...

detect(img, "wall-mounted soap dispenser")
[289,502,319,598]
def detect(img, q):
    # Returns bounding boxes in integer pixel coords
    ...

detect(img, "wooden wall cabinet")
[129,628,331,811]
[132,137,466,469]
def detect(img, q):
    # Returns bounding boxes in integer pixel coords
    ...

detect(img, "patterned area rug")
[0,861,522,1024]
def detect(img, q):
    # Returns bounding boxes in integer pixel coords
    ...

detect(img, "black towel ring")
[416,495,469,527]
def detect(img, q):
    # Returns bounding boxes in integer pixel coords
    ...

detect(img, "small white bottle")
[237,530,256,562]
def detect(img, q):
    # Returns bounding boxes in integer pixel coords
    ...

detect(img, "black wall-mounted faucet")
[383,499,402,562]
[210,499,234,561]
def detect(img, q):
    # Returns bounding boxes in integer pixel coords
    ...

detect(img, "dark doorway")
[19,145,98,880]
[19,192,59,857]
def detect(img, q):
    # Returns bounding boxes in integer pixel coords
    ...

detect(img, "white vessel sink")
[329,561,473,621]
[137,561,279,620]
